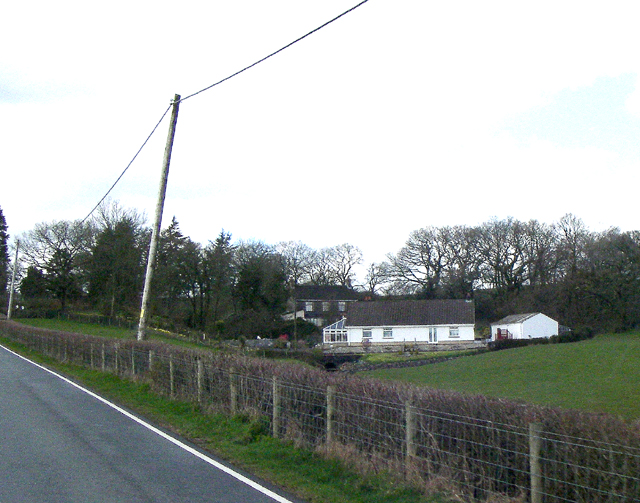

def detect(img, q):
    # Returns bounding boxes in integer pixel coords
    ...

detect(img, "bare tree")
[441,225,482,298]
[383,227,450,297]
[327,243,363,287]
[520,220,560,286]
[555,213,591,279]
[307,248,335,286]
[362,262,388,295]
[92,199,146,233]
[275,241,315,286]
[476,218,529,293]
[20,219,95,311]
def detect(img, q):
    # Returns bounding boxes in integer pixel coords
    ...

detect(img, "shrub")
[488,338,547,351]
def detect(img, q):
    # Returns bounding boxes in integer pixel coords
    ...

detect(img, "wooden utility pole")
[137,94,181,340]
[6,240,19,320]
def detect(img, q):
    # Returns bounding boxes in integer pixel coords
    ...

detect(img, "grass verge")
[0,336,448,503]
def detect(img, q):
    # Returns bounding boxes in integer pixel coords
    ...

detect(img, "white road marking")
[0,344,295,503]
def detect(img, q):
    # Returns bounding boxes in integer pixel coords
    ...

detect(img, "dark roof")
[346,299,475,327]
[294,285,360,301]
[493,313,540,325]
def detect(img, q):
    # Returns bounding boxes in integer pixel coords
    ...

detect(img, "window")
[428,327,438,343]
[305,302,313,312]
[449,326,460,338]
[383,328,393,339]
[322,302,330,312]
[324,329,347,343]
[362,329,372,339]
[338,301,346,311]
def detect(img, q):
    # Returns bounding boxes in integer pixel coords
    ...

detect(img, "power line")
[80,104,172,224]
[180,0,370,102]
[81,0,370,224]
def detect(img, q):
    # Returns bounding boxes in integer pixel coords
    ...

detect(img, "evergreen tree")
[181,239,208,330]
[0,206,9,299]
[45,248,81,311]
[206,230,234,325]
[154,217,189,318]
[233,241,288,317]
[178,230,235,331]
[20,266,48,300]
[88,218,144,317]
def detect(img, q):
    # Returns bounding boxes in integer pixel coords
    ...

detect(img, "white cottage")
[490,313,558,341]
[324,299,476,346]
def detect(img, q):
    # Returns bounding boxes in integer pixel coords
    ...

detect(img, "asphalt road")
[0,344,305,503]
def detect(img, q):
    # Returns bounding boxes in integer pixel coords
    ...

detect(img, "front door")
[428,327,438,343]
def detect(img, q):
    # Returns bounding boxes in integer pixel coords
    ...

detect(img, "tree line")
[2,201,640,336]
[1,201,364,339]
[374,214,640,334]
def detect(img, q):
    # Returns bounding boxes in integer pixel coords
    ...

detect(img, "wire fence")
[2,321,640,503]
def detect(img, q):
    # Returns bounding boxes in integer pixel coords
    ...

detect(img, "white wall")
[491,313,558,340]
[347,325,475,344]
[522,314,558,338]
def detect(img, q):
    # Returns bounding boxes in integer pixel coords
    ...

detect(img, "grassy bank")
[17,318,209,350]
[0,335,447,503]
[365,332,640,420]
[360,349,478,365]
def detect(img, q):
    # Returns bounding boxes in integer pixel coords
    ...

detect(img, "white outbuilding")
[490,313,558,341]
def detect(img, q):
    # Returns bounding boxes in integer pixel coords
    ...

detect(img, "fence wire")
[3,325,640,503]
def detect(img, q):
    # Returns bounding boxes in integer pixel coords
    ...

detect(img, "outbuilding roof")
[492,313,541,325]
[346,299,475,327]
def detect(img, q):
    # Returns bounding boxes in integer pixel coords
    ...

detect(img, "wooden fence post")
[90,343,94,369]
[406,402,417,460]
[326,385,336,444]
[529,422,543,503]
[230,372,238,414]
[272,376,281,438]
[101,343,106,372]
[148,350,155,372]
[169,356,175,398]
[114,344,119,374]
[197,358,204,403]
[131,346,136,375]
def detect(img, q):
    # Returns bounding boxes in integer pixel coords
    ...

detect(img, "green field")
[16,318,206,349]
[365,332,640,420]
[18,318,136,338]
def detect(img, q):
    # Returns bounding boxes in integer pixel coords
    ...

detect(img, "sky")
[2,0,640,282]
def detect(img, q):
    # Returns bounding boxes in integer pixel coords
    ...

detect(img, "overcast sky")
[2,0,640,276]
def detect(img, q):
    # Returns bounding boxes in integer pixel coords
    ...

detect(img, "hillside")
[365,332,640,420]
